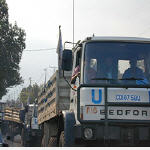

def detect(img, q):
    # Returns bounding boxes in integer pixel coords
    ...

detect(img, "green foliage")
[19,83,41,105]
[0,0,26,98]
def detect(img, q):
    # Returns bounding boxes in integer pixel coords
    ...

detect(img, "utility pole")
[29,77,32,86]
[27,77,32,105]
[44,68,47,86]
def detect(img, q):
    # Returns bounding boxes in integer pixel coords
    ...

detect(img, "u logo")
[91,89,102,104]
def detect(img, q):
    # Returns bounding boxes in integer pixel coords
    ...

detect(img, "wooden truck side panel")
[38,70,71,125]
[4,107,21,123]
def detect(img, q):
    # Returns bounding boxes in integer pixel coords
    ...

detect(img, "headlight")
[84,128,93,140]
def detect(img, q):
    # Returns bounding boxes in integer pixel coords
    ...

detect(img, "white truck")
[38,36,150,146]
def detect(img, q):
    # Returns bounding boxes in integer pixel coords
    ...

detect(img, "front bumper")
[74,124,150,146]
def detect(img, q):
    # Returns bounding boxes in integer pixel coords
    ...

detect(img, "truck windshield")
[83,42,150,85]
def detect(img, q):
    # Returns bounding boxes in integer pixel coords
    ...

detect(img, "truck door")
[70,49,81,114]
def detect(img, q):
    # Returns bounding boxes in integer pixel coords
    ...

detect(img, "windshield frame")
[82,41,150,87]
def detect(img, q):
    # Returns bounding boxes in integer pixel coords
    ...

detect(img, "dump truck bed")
[4,107,22,124]
[38,70,71,124]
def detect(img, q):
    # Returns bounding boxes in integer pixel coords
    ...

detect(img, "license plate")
[83,106,150,121]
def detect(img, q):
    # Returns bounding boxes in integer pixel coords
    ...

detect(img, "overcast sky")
[2,0,150,101]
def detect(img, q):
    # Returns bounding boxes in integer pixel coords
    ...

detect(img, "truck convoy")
[38,36,150,146]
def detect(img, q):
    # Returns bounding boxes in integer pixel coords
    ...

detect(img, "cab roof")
[85,36,150,43]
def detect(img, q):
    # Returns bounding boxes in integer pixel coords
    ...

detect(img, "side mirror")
[62,49,72,71]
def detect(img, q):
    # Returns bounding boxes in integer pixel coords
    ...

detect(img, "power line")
[24,48,56,52]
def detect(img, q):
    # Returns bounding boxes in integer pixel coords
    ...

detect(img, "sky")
[2,0,150,101]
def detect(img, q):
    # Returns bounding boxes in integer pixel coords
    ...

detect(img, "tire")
[59,113,76,147]
[48,137,57,147]
[59,131,65,147]
[41,136,45,147]
[21,138,24,147]
[21,129,24,146]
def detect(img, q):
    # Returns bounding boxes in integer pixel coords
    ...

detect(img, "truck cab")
[62,36,150,146]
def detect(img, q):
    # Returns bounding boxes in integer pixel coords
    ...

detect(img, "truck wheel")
[21,130,24,146]
[41,136,45,147]
[59,113,76,147]
[21,139,24,146]
[48,137,57,147]
[59,131,65,146]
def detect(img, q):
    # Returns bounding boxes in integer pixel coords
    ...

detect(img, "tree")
[0,0,26,99]
[19,83,41,105]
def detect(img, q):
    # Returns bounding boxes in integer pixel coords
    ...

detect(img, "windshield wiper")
[120,77,144,80]
[91,77,115,80]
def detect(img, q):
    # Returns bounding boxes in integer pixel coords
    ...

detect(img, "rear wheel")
[59,131,65,147]
[41,135,45,147]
